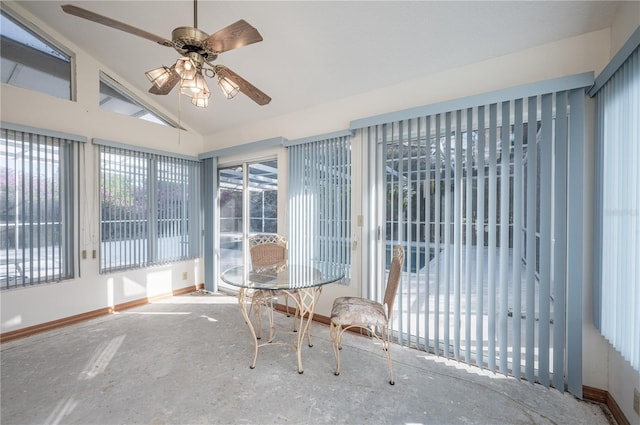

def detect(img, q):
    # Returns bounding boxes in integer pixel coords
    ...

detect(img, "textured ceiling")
[15,1,620,137]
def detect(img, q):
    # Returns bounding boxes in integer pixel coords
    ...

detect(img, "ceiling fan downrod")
[193,0,198,29]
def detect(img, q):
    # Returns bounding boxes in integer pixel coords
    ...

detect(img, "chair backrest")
[249,234,287,267]
[383,245,405,319]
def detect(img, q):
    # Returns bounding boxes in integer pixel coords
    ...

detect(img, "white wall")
[203,28,610,150]
[1,2,205,334]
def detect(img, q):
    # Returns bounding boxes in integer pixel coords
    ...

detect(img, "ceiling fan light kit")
[179,72,206,95]
[193,91,211,108]
[146,53,240,107]
[61,1,271,108]
[144,65,173,89]
[174,56,199,81]
[218,75,240,99]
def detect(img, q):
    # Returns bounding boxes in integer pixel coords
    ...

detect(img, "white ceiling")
[16,1,620,137]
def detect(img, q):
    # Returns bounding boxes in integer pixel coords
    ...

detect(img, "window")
[98,143,201,272]
[1,8,72,100]
[357,75,589,396]
[249,161,278,234]
[594,44,640,372]
[287,134,351,270]
[1,126,80,289]
[100,73,177,127]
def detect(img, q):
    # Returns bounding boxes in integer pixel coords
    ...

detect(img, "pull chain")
[178,91,182,145]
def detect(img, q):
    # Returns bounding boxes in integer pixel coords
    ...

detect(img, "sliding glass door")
[359,84,587,395]
[217,160,278,283]
[218,165,244,273]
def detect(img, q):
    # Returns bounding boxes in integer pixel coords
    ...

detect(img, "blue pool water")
[386,245,436,273]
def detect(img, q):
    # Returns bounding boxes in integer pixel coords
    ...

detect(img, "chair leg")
[382,326,394,385]
[280,293,299,332]
[266,299,276,342]
[291,299,299,333]
[253,295,263,340]
[294,306,300,332]
[252,290,275,341]
[329,321,342,376]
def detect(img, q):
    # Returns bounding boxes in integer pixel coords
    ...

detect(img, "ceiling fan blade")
[204,20,263,54]
[215,65,271,105]
[149,68,181,95]
[61,4,173,47]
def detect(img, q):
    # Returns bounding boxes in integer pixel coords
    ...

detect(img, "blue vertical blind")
[287,135,351,274]
[202,157,217,292]
[359,87,586,395]
[594,45,640,372]
[98,144,201,272]
[1,126,79,288]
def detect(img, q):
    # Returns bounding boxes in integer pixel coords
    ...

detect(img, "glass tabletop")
[220,261,345,290]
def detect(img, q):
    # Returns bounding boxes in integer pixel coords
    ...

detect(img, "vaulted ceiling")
[15,1,620,137]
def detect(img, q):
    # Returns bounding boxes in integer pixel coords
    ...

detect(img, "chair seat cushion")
[330,296,387,326]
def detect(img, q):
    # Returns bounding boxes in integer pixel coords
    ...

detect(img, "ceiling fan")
[61,0,271,108]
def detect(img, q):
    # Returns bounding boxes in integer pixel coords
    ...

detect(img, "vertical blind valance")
[199,137,286,159]
[93,138,199,162]
[1,122,86,144]
[350,73,594,130]
[360,84,587,397]
[288,134,351,275]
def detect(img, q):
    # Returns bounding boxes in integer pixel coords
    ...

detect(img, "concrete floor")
[1,292,613,425]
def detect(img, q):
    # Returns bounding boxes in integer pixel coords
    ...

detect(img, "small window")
[100,72,177,127]
[0,8,72,100]
[1,126,80,289]
[98,143,201,272]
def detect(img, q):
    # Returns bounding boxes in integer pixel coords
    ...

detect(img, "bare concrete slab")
[1,292,612,425]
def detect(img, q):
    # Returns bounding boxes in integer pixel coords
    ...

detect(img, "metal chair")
[329,245,405,385]
[249,234,287,268]
[248,234,293,339]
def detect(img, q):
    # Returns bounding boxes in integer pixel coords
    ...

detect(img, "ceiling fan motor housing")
[172,26,217,62]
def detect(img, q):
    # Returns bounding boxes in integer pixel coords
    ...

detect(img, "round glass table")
[221,261,344,373]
